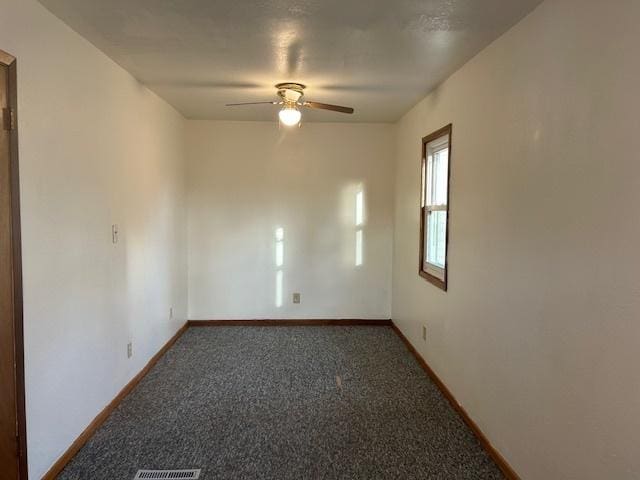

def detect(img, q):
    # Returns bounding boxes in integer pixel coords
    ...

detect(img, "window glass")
[426,211,447,268]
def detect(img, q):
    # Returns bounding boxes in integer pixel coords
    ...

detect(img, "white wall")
[187,121,393,320]
[4,0,639,478]
[0,1,188,477]
[392,0,640,479]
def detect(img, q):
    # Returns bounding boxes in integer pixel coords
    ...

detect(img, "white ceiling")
[39,0,542,122]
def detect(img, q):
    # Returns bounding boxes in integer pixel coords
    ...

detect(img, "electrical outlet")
[169,307,173,319]
[292,293,301,304]
[127,342,132,358]
[112,224,119,244]
[422,324,427,342]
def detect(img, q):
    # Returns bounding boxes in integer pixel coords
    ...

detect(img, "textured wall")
[187,121,394,320]
[392,0,640,478]
[0,1,188,477]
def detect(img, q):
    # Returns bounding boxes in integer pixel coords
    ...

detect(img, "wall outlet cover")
[292,293,301,304]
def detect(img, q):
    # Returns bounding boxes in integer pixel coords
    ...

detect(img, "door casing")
[0,48,27,480]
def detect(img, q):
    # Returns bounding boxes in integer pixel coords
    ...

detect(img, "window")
[419,124,451,290]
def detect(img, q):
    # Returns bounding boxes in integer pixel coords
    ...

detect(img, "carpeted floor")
[59,326,504,479]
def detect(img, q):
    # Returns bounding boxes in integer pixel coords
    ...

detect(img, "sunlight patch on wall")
[275,270,283,308]
[355,190,364,226]
[355,229,363,266]
[275,227,284,307]
[275,227,284,267]
[339,182,367,268]
[355,187,365,267]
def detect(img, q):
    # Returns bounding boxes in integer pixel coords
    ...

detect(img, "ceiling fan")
[226,83,354,126]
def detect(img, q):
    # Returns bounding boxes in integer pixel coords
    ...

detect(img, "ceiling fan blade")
[303,101,354,114]
[226,101,279,106]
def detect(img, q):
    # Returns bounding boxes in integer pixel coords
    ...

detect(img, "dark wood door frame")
[0,48,27,480]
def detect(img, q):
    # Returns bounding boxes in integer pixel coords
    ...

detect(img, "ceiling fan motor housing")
[276,82,306,104]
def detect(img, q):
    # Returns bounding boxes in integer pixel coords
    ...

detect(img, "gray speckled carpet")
[59,326,504,479]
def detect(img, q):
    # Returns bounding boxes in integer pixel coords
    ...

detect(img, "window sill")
[419,269,447,291]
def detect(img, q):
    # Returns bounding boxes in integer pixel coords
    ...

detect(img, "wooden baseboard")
[187,319,392,327]
[42,322,189,480]
[390,322,520,480]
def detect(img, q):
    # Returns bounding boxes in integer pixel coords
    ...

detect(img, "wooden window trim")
[1,48,27,480]
[419,124,452,292]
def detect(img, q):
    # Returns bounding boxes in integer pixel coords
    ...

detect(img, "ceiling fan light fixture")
[227,82,354,122]
[278,105,301,126]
